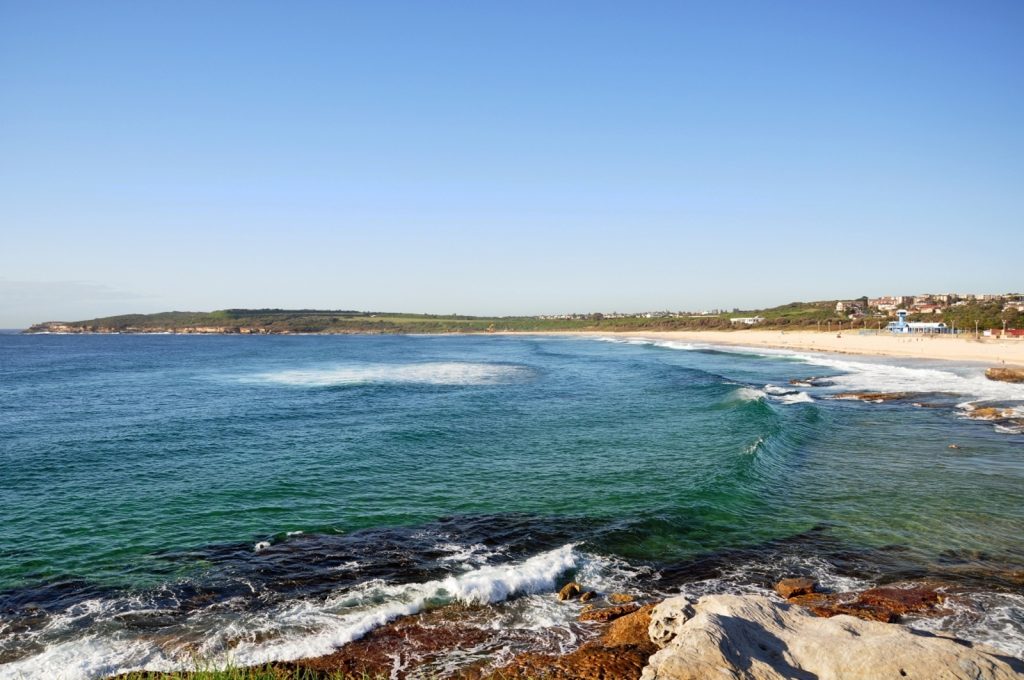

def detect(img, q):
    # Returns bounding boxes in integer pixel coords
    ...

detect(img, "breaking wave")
[244,362,532,387]
[729,385,813,406]
[597,337,1024,403]
[2,545,580,679]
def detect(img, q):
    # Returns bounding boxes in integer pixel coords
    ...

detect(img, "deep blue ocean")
[1,333,1022,678]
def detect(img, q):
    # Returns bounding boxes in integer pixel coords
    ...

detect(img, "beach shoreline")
[513,329,1024,365]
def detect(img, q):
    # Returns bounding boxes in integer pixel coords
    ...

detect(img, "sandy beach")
[535,330,1024,365]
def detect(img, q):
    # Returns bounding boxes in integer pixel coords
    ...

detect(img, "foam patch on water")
[246,362,532,387]
[435,541,506,568]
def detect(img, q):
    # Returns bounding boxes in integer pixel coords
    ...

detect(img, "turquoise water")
[1,333,1022,677]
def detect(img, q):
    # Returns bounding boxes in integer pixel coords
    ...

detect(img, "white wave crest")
[596,337,1024,403]
[225,544,578,666]
[730,385,812,406]
[2,546,578,679]
[731,387,768,402]
[247,362,531,387]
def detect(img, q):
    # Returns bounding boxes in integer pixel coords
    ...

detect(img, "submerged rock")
[832,391,917,402]
[857,586,945,615]
[986,367,1024,383]
[968,406,1015,421]
[774,577,817,599]
[609,592,636,604]
[642,594,1022,680]
[787,584,945,623]
[789,376,835,387]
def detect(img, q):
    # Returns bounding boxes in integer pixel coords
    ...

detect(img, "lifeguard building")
[886,310,948,334]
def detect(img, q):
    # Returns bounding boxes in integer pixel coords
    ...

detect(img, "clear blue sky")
[1,1,1022,326]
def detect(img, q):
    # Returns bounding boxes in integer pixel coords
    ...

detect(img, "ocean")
[1,332,1022,678]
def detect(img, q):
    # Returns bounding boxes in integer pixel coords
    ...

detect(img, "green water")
[1,333,1022,676]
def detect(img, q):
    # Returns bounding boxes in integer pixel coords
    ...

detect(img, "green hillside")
[25,301,869,334]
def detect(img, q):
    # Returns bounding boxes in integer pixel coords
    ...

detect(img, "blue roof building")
[886,310,948,334]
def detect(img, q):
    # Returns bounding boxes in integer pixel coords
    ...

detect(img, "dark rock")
[775,577,816,599]
[856,586,943,615]
[986,367,1024,383]
[967,406,1013,421]
[788,585,944,623]
[832,391,916,402]
[789,377,835,387]
[558,582,582,601]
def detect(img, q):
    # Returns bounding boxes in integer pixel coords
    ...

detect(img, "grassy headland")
[31,300,1022,335]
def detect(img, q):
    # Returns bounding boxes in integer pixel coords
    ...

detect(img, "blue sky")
[1,1,1022,326]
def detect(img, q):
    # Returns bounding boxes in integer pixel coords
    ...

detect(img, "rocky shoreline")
[196,578,1024,680]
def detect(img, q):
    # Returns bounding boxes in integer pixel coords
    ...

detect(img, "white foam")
[229,544,578,666]
[247,362,531,387]
[3,546,579,679]
[596,337,1024,403]
[729,385,812,406]
[435,541,504,567]
[763,384,814,404]
[776,391,814,404]
[907,590,1024,659]
[731,387,767,402]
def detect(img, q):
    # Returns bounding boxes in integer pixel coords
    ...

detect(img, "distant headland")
[24,293,1024,336]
